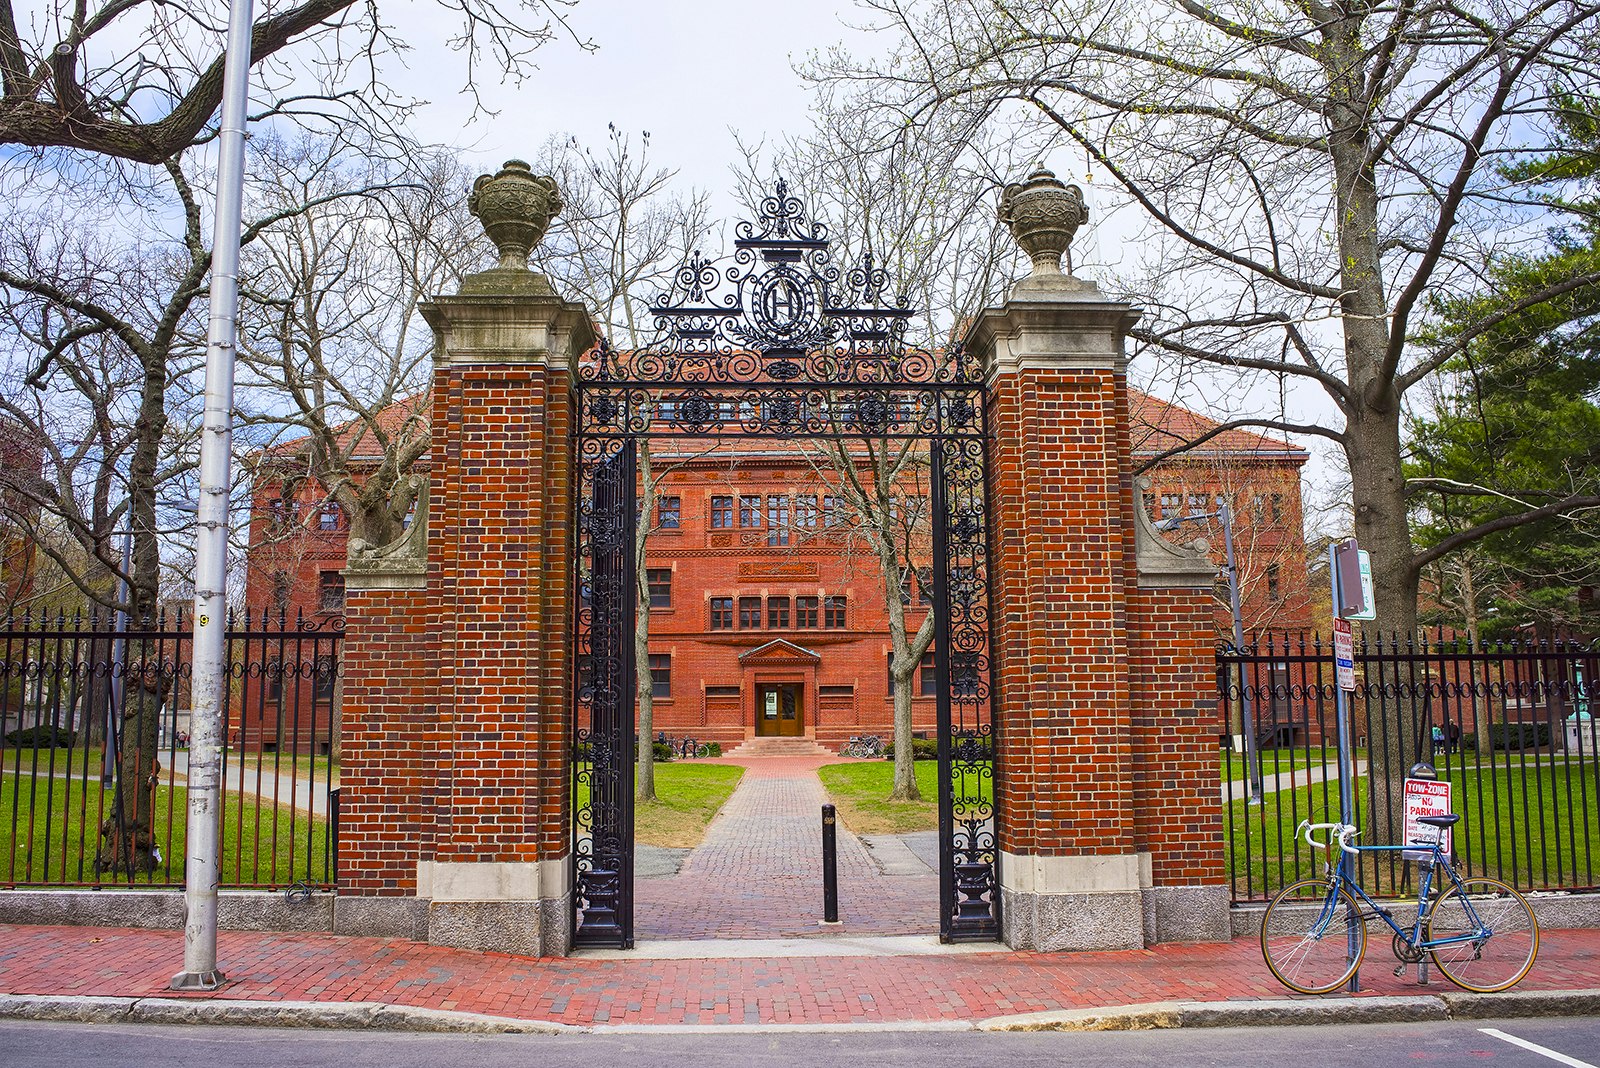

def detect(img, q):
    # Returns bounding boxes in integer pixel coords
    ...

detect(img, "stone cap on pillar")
[418,159,598,373]
[965,166,1142,383]
[1132,477,1217,589]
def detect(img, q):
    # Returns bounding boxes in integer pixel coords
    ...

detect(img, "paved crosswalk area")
[635,755,940,941]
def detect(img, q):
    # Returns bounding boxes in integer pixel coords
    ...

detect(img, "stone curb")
[0,994,572,1034]
[979,987,1600,1032]
[2,988,1599,1034]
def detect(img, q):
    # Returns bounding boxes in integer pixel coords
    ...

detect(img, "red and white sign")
[1333,617,1355,691]
[1403,777,1453,853]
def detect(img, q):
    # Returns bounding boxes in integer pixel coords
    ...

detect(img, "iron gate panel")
[572,439,637,948]
[570,180,999,945]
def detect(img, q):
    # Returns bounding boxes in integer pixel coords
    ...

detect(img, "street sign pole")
[1330,539,1360,992]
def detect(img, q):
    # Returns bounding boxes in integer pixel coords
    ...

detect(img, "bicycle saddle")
[1417,813,1460,828]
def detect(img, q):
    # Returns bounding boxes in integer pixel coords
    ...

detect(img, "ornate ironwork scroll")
[931,413,999,942]
[571,180,998,946]
[572,439,637,948]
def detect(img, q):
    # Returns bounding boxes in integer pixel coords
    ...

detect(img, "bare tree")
[812,0,1600,832]
[535,126,711,802]
[0,0,591,163]
[236,135,481,553]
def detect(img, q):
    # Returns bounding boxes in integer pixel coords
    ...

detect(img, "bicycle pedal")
[1392,964,1406,978]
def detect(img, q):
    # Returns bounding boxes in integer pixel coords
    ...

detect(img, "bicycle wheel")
[1260,878,1368,995]
[1425,877,1539,993]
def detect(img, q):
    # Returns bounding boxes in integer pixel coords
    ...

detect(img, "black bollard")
[821,803,840,923]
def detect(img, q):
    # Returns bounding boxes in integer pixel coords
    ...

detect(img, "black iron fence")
[0,609,342,889]
[1218,631,1599,903]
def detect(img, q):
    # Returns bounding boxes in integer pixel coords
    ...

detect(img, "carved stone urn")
[998,167,1089,278]
[468,159,562,272]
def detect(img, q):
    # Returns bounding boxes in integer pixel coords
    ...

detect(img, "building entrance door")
[755,684,803,737]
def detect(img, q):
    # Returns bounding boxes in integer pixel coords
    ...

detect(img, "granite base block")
[1142,885,1231,944]
[1001,887,1144,951]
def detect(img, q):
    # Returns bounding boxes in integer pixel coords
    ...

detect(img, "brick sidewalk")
[637,755,937,940]
[4,923,1599,1027]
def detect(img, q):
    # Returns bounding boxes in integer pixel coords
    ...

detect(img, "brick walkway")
[636,755,938,941]
[4,923,1600,1026]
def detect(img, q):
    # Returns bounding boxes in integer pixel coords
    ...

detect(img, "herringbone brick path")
[637,755,938,940]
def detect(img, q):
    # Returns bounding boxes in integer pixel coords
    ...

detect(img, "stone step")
[724,737,836,758]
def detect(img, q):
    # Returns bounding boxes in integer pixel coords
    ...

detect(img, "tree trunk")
[635,442,656,804]
[95,639,167,876]
[889,656,920,800]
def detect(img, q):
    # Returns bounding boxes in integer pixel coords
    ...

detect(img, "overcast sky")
[375,0,1345,525]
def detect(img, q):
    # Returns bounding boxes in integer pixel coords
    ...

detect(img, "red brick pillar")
[337,175,594,953]
[967,270,1224,949]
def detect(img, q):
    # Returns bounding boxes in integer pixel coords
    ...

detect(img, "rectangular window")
[1159,493,1183,517]
[1270,493,1284,523]
[920,652,937,697]
[794,495,818,529]
[267,661,283,703]
[818,684,854,697]
[647,568,672,608]
[767,495,789,545]
[272,572,291,614]
[1187,493,1208,515]
[822,495,842,527]
[739,494,762,528]
[1141,492,1156,518]
[711,496,734,529]
[706,685,741,698]
[658,496,681,529]
[917,566,934,605]
[795,596,819,628]
[317,570,345,613]
[649,653,671,699]
[768,596,790,628]
[898,568,913,605]
[1267,563,1282,602]
[319,501,341,531]
[268,499,287,531]
[824,595,847,629]
[710,597,734,630]
[887,652,896,696]
[739,596,763,629]
[1252,494,1267,523]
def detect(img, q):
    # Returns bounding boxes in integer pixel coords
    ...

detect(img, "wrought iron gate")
[570,182,998,946]
[572,441,637,947]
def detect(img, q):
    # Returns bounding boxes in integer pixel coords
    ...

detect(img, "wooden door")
[756,684,803,737]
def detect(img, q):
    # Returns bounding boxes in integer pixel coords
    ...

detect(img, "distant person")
[1446,721,1461,754]
[1432,723,1445,755]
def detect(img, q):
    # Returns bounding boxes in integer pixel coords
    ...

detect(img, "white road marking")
[1480,1027,1599,1068]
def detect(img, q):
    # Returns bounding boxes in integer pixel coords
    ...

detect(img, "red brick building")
[0,419,42,614]
[245,389,1311,753]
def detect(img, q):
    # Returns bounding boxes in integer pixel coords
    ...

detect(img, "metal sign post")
[1329,538,1364,992]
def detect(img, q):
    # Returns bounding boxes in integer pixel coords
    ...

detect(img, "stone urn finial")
[468,160,563,272]
[999,167,1088,278]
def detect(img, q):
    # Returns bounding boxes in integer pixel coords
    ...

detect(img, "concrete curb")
[979,988,1600,1032]
[1,988,1598,1034]
[0,994,573,1034]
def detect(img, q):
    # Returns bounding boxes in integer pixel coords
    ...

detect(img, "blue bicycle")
[1260,819,1540,995]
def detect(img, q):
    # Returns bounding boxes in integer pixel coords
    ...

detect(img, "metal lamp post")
[171,0,253,992]
[1156,502,1264,803]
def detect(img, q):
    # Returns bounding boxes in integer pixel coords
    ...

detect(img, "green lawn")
[1222,745,1367,777]
[1227,763,1600,900]
[574,761,744,847]
[817,760,994,836]
[1,770,330,887]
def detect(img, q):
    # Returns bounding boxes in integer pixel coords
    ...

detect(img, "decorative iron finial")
[468,160,563,271]
[998,167,1089,278]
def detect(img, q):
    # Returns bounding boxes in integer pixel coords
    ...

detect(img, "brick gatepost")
[966,169,1227,951]
[336,161,594,955]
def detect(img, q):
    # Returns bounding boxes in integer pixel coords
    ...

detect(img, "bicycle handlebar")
[1297,820,1361,855]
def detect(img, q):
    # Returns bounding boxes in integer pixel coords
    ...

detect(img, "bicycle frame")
[1308,839,1490,953]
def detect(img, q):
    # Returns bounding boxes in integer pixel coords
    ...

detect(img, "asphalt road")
[4,1017,1600,1067]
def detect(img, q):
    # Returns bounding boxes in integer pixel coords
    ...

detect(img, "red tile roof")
[1129,389,1308,462]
